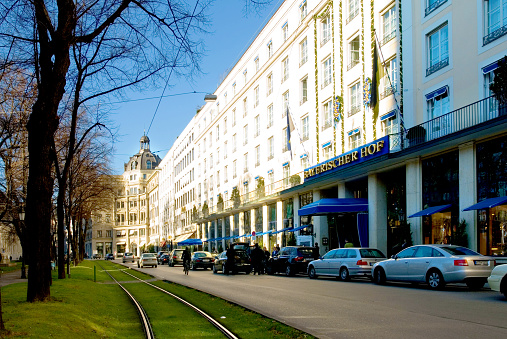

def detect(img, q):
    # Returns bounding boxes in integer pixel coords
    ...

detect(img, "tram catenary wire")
[97,261,239,339]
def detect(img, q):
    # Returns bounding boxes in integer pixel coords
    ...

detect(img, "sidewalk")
[0,270,27,287]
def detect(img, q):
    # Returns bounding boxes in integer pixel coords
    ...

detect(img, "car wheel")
[213,265,217,274]
[285,264,293,277]
[501,277,507,299]
[155,265,157,268]
[340,267,350,281]
[465,278,486,290]
[427,269,445,290]
[308,266,317,279]
[373,267,386,285]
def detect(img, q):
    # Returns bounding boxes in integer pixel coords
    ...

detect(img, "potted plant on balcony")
[289,174,301,187]
[231,187,241,208]
[202,202,209,218]
[256,176,265,198]
[217,193,224,212]
[489,56,507,116]
[405,125,426,147]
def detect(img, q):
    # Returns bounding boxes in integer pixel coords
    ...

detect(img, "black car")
[104,253,115,260]
[212,248,252,274]
[158,254,170,265]
[190,251,215,270]
[266,246,316,276]
[168,249,185,266]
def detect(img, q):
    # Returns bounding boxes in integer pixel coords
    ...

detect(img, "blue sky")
[109,1,283,174]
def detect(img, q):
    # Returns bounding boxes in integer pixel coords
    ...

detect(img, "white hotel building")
[92,0,507,260]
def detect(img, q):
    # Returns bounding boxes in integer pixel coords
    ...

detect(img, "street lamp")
[18,210,26,279]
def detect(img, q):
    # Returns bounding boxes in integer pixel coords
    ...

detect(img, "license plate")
[474,260,488,266]
[203,259,209,262]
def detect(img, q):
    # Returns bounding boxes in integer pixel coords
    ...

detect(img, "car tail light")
[454,259,468,266]
[356,260,368,266]
[294,256,304,262]
[196,259,202,262]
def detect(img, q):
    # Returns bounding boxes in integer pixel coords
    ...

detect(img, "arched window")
[131,161,136,170]
[146,160,152,169]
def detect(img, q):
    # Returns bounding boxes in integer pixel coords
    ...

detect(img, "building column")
[262,204,268,247]
[313,190,324,247]
[214,220,218,252]
[250,208,256,244]
[293,194,300,229]
[337,182,353,198]
[406,158,423,244]
[459,142,476,250]
[239,211,245,238]
[368,173,388,255]
[276,199,283,245]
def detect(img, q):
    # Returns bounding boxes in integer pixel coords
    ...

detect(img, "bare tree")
[1,0,209,302]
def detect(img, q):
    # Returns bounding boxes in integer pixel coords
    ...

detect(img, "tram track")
[96,261,238,339]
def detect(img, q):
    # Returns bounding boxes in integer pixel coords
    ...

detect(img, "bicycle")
[183,261,190,275]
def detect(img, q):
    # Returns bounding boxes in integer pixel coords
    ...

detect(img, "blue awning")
[288,225,310,232]
[178,238,203,246]
[463,196,507,211]
[380,110,396,121]
[425,86,448,100]
[408,204,452,218]
[483,61,499,74]
[348,128,360,136]
[298,198,368,216]
[322,141,331,148]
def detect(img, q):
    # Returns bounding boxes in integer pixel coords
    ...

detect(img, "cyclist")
[182,247,191,275]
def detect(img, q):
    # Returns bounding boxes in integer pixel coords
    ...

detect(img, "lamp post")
[18,210,26,279]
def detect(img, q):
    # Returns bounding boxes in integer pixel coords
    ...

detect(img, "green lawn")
[0,260,313,338]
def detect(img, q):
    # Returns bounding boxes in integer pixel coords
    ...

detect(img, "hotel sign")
[304,136,389,181]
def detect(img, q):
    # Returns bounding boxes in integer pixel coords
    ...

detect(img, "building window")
[301,154,309,169]
[224,166,228,183]
[210,154,213,169]
[322,100,333,130]
[283,163,290,188]
[381,57,398,100]
[232,134,237,153]
[381,112,398,136]
[321,16,331,45]
[216,149,220,164]
[224,117,227,134]
[426,0,448,17]
[322,143,332,160]
[244,153,249,173]
[300,37,308,66]
[426,86,452,137]
[106,230,112,238]
[349,130,361,150]
[267,104,274,128]
[347,0,359,24]
[348,82,361,117]
[243,69,248,84]
[282,57,289,82]
[232,108,236,126]
[348,36,360,70]
[382,5,397,46]
[243,125,248,145]
[209,132,213,147]
[268,171,274,192]
[255,56,260,72]
[97,230,102,238]
[146,160,152,169]
[254,86,259,107]
[283,127,289,152]
[204,158,207,174]
[267,40,273,58]
[267,73,273,96]
[216,125,220,141]
[426,24,449,76]
[224,92,228,105]
[484,0,507,45]
[322,56,332,88]
[302,116,309,141]
[300,76,308,105]
[300,1,307,21]
[255,145,261,167]
[243,97,248,117]
[282,21,289,42]
[233,160,237,179]
[282,91,289,117]
[268,137,274,160]
[254,115,260,137]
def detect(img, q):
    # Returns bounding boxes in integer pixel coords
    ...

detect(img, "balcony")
[381,30,396,46]
[393,96,504,150]
[346,8,359,24]
[321,120,333,131]
[425,0,447,17]
[347,105,361,117]
[347,59,360,71]
[426,57,449,76]
[483,24,507,46]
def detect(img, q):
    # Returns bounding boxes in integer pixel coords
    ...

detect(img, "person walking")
[251,243,263,275]
[262,246,270,274]
[225,244,235,275]
[313,242,320,260]
[182,247,191,275]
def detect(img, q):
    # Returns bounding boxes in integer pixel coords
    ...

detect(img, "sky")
[108,1,284,174]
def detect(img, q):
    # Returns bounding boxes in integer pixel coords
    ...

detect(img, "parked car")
[92,254,102,259]
[372,245,496,290]
[138,253,157,268]
[212,249,252,274]
[122,252,135,263]
[308,248,386,280]
[157,251,169,264]
[105,253,115,260]
[266,246,316,276]
[191,251,215,270]
[488,264,507,299]
[169,249,185,266]
[159,254,170,265]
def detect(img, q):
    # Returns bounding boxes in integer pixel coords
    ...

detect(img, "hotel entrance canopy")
[463,196,507,211]
[298,198,368,216]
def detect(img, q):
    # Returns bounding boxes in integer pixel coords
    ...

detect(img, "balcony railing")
[425,0,447,17]
[346,8,359,24]
[381,30,396,46]
[321,120,332,131]
[483,24,507,46]
[426,57,449,76]
[399,95,502,149]
[347,59,360,71]
[347,105,361,117]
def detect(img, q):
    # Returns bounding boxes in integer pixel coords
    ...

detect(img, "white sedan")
[138,253,158,268]
[488,264,507,299]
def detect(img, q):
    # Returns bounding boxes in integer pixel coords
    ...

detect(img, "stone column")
[459,142,476,249]
[239,211,245,239]
[312,190,324,247]
[262,204,268,247]
[368,173,387,255]
[406,158,423,244]
[276,200,283,245]
[250,208,256,244]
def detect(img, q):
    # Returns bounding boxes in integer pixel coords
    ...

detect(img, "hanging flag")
[286,107,295,159]
[333,95,343,126]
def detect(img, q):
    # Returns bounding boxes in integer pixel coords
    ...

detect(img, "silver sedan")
[372,245,496,290]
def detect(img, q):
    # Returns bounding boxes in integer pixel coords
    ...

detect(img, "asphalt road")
[123,261,507,339]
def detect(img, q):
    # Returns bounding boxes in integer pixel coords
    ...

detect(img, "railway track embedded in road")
[96,261,238,339]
